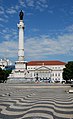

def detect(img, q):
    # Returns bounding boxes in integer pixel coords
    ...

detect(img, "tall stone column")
[17,20,24,61]
[17,10,24,61]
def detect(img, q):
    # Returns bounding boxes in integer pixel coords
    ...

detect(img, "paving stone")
[0,83,73,119]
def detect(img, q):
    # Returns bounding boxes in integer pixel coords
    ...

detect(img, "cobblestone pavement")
[0,83,73,119]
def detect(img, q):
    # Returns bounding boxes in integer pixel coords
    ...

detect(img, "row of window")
[52,73,60,77]
[52,78,60,81]
[34,73,61,77]
[27,67,62,70]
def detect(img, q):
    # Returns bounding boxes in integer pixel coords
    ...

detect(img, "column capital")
[17,21,24,29]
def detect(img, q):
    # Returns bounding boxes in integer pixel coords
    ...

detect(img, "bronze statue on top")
[19,10,24,20]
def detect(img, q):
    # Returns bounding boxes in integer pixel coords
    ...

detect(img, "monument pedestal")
[12,61,27,78]
[15,61,26,70]
[8,61,27,79]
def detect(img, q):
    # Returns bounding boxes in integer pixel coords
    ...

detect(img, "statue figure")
[19,10,24,20]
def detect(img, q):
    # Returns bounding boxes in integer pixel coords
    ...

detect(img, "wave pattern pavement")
[0,84,73,119]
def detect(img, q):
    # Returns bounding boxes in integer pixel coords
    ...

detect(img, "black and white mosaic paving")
[0,84,73,119]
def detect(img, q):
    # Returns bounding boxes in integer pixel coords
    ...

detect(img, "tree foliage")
[63,61,73,82]
[0,68,12,83]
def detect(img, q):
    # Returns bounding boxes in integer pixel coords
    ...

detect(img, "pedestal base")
[8,61,35,83]
[8,61,27,79]
[15,61,26,69]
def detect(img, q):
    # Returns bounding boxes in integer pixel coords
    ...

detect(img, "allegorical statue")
[19,10,24,20]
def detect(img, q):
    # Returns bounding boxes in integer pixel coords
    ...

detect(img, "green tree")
[0,68,5,83]
[0,68,12,83]
[63,61,73,82]
[3,69,12,82]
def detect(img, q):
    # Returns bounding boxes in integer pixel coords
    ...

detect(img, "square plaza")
[0,83,73,119]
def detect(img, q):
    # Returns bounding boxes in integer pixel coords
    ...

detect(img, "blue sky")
[0,0,73,63]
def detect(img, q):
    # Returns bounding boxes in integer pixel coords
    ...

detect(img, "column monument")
[8,10,28,82]
[15,10,26,71]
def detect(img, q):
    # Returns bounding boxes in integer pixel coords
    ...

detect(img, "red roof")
[27,61,66,66]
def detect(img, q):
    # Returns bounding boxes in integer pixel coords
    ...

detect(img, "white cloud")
[36,0,48,11]
[0,32,73,61]
[19,0,26,7]
[0,6,9,23]
[0,28,18,41]
[25,34,73,60]
[0,40,18,59]
[19,0,48,11]
[0,28,18,59]
[6,7,17,14]
[36,0,48,8]
[26,0,34,7]
[15,5,20,10]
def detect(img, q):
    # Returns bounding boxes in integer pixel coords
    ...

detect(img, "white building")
[27,60,66,83]
[0,58,12,69]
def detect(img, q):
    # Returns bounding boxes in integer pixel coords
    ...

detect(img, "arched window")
[55,73,57,76]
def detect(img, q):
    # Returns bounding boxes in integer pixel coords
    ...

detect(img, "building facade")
[27,60,66,83]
